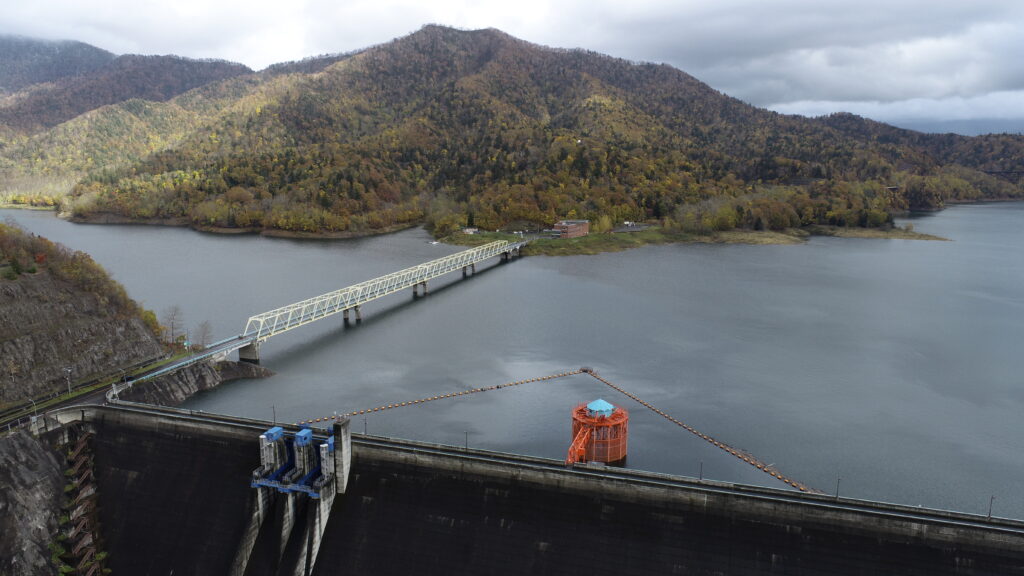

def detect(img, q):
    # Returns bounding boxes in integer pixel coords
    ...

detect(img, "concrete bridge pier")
[412,281,428,297]
[238,341,261,364]
[343,306,361,325]
[462,263,476,277]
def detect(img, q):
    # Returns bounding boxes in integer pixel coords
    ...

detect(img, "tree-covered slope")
[4,26,1023,236]
[0,53,251,133]
[0,72,274,205]
[0,35,114,93]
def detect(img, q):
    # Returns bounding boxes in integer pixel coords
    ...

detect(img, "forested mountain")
[2,26,1022,237]
[0,53,250,132]
[0,35,115,93]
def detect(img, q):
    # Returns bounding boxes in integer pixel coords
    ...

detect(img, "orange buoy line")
[296,367,819,494]
[581,370,821,494]
[296,369,584,426]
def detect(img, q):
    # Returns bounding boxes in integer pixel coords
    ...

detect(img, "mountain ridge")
[0,48,251,132]
[1,25,1021,237]
[0,34,115,93]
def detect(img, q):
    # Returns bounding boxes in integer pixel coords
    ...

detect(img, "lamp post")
[64,367,72,397]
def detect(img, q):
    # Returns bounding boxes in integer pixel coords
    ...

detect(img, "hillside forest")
[0,219,158,331]
[1,26,1022,238]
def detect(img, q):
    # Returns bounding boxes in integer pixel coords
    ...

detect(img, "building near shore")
[553,220,589,238]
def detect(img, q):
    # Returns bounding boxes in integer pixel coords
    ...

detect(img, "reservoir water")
[4,203,1023,519]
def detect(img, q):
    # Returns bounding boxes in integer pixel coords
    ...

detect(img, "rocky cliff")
[121,360,272,406]
[0,272,163,406]
[0,431,64,576]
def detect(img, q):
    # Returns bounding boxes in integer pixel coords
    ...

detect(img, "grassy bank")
[442,224,945,256]
[0,203,58,211]
[806,225,948,241]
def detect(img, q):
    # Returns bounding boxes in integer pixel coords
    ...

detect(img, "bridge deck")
[243,239,525,341]
[104,239,526,401]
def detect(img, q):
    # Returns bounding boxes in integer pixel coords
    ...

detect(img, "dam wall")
[316,440,1024,575]
[33,404,1024,575]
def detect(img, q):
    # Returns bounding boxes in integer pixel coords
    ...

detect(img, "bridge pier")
[343,306,361,325]
[462,263,476,277]
[238,341,261,364]
[412,281,428,297]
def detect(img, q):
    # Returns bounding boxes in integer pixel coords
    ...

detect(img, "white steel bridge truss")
[242,240,525,341]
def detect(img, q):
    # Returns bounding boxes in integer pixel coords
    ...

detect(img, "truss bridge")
[237,239,526,363]
[107,239,527,400]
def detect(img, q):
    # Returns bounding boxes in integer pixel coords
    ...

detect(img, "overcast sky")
[3,0,1022,131]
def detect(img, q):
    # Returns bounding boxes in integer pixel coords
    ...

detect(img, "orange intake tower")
[567,398,628,466]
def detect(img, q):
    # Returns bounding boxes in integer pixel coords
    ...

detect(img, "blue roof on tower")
[587,398,615,417]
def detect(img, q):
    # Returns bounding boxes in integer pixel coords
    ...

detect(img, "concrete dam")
[32,403,1024,575]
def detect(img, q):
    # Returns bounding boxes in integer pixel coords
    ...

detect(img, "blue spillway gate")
[252,426,335,498]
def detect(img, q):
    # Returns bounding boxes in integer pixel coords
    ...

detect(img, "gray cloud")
[523,1,1024,115]
[771,91,1024,121]
[1,0,1022,126]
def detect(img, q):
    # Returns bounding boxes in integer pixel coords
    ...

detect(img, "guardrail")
[1,354,165,429]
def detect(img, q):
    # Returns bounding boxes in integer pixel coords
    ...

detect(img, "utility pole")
[64,367,72,397]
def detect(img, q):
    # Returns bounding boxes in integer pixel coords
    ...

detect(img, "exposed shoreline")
[0,205,957,254]
[54,210,419,239]
[447,224,946,256]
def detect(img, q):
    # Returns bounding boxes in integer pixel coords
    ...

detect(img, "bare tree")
[161,305,183,344]
[194,320,213,350]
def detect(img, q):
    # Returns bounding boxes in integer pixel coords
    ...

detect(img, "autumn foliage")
[3,26,1023,237]
[0,221,156,332]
